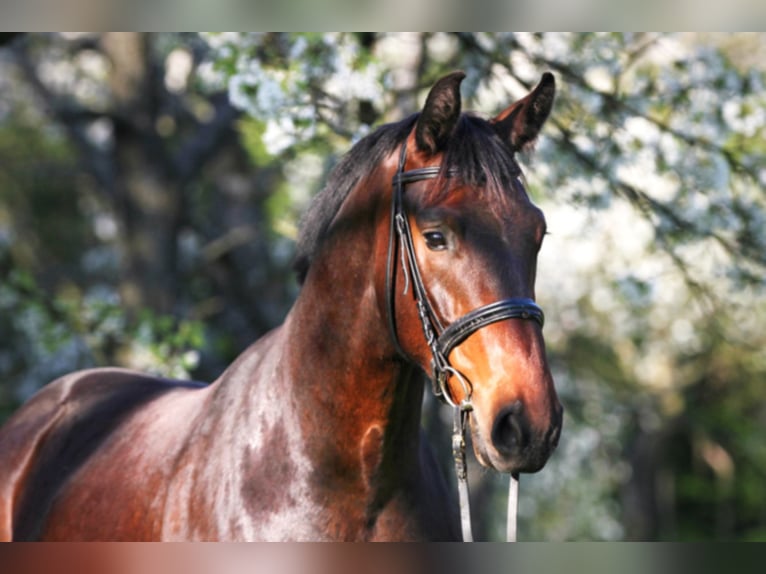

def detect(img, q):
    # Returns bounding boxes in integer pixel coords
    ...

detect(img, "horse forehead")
[443,183,546,241]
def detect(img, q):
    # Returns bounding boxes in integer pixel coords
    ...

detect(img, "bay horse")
[0,71,562,541]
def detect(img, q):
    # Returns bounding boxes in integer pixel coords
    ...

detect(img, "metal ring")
[438,365,473,410]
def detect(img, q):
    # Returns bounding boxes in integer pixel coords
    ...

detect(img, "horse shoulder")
[161,328,300,540]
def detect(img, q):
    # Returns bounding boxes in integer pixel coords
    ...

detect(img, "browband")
[391,166,457,186]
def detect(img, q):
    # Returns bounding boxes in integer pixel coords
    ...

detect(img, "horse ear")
[415,71,465,155]
[491,72,556,152]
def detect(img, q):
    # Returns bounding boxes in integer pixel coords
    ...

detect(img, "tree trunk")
[102,33,181,314]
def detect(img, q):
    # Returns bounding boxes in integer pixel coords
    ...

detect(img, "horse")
[0,71,563,541]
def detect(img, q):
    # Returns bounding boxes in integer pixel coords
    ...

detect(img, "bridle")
[385,142,545,542]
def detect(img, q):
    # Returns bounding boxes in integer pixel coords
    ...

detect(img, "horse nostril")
[547,423,561,449]
[491,400,528,455]
[548,404,564,449]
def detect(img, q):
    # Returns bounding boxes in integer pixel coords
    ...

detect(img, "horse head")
[386,71,563,474]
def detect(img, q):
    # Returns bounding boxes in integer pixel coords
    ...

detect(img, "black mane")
[293,112,523,284]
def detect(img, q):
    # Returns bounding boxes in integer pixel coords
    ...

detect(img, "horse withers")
[0,71,562,541]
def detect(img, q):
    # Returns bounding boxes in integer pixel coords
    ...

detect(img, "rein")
[385,143,544,542]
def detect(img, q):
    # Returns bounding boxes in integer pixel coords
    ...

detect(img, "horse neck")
[200,172,435,538]
[282,179,426,488]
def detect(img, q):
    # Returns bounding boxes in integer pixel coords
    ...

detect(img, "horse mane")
[293,112,523,284]
[292,115,416,284]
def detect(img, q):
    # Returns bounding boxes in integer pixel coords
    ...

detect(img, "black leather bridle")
[385,142,545,541]
[386,142,544,406]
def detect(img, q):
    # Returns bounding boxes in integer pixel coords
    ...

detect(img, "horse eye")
[423,230,448,250]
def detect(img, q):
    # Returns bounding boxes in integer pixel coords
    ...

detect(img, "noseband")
[385,143,544,542]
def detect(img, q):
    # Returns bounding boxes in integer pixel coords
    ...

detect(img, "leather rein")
[385,143,544,542]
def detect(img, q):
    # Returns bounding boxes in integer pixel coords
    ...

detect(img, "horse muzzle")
[477,397,563,474]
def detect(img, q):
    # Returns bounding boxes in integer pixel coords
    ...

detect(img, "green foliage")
[0,261,206,407]
[238,117,272,167]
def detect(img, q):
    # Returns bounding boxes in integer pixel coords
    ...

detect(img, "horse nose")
[491,400,529,455]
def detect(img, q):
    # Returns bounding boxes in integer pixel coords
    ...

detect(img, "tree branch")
[173,92,241,184]
[11,39,114,194]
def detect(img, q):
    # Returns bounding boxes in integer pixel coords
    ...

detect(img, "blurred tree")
[1,33,297,381]
[12,33,237,314]
[1,32,764,541]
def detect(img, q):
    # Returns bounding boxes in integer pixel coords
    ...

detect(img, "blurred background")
[0,32,764,541]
